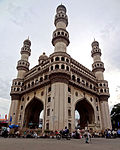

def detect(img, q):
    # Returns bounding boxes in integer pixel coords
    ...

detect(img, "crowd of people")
[0,126,120,144]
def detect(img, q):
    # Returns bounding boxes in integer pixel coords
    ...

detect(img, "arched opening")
[75,99,95,129]
[24,97,44,129]
[55,64,59,69]
[55,57,60,61]
[61,64,65,69]
[72,75,76,81]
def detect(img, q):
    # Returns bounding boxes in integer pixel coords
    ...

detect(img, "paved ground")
[0,137,120,150]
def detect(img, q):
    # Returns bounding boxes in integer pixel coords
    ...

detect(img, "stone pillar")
[99,98,112,130]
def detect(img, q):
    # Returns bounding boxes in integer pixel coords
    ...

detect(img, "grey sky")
[0,0,120,118]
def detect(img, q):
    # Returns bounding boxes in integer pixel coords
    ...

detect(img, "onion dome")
[91,39,99,48]
[38,52,48,64]
[56,4,66,13]
[23,38,31,46]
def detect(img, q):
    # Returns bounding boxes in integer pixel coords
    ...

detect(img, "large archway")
[24,97,44,128]
[75,99,95,129]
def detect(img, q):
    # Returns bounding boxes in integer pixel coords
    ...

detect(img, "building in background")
[9,4,112,132]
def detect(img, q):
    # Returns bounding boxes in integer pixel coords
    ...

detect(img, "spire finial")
[28,36,29,40]
[94,38,95,41]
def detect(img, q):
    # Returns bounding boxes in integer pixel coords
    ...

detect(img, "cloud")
[6,2,33,26]
[100,21,120,71]
[0,97,10,118]
[0,78,11,99]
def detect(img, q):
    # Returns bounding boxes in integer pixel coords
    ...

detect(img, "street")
[0,138,120,150]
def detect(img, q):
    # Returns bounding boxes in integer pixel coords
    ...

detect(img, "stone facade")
[9,5,112,132]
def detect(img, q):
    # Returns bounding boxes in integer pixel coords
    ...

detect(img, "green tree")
[111,103,120,129]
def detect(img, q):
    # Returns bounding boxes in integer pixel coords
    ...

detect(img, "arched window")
[68,97,71,103]
[47,109,50,116]
[61,57,65,61]
[86,82,88,87]
[18,82,21,85]
[68,87,71,92]
[44,75,48,80]
[31,81,34,86]
[96,106,98,111]
[28,83,30,88]
[51,66,53,70]
[48,97,51,102]
[61,32,64,35]
[48,87,51,92]
[21,106,23,110]
[55,64,59,69]
[40,77,43,82]
[68,109,71,117]
[98,116,100,120]
[90,84,92,89]
[55,57,59,61]
[100,89,103,93]
[35,79,38,84]
[82,80,85,84]
[90,98,93,102]
[77,78,80,83]
[66,59,69,63]
[61,64,65,69]
[72,75,76,81]
[58,32,60,35]
[17,88,19,91]
[66,66,69,71]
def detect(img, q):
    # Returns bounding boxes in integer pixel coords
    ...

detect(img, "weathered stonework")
[9,4,112,132]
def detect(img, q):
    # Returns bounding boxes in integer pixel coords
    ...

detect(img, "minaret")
[17,38,31,79]
[52,4,70,52]
[9,38,31,124]
[91,40,112,130]
[91,40,104,80]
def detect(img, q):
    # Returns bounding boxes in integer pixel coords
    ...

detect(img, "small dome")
[23,39,31,46]
[91,39,99,47]
[56,4,66,13]
[38,52,48,64]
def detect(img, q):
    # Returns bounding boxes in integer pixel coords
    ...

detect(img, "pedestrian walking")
[84,130,91,144]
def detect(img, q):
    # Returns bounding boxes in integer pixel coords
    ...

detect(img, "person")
[108,129,111,138]
[63,126,69,135]
[117,128,120,137]
[33,131,38,138]
[112,130,117,138]
[84,130,91,144]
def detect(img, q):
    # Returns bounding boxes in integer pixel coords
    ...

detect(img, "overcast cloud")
[0,0,120,118]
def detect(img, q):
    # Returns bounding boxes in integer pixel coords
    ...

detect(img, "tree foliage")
[111,103,120,129]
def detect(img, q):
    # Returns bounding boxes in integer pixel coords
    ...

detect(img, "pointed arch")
[24,96,44,128]
[75,98,95,129]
